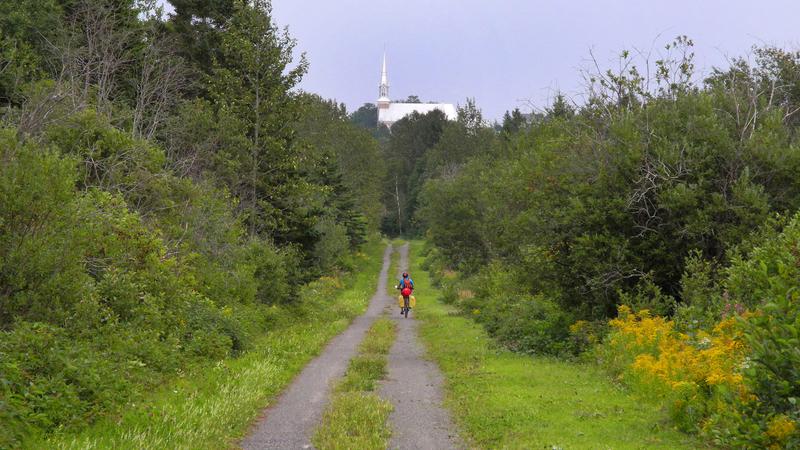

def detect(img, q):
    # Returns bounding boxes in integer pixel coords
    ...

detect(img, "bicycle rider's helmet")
[402,272,409,278]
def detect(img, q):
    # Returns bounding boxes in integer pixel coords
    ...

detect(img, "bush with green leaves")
[698,213,800,448]
[606,213,800,446]
[0,125,295,444]
[441,262,576,356]
[422,87,800,322]
[415,42,800,444]
[0,1,385,446]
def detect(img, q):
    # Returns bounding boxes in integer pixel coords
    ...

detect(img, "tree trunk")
[251,77,260,236]
[395,175,403,235]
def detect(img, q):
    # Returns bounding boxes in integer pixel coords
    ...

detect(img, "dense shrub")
[313,216,351,273]
[0,136,231,439]
[703,214,800,448]
[248,238,298,305]
[0,119,365,445]
[427,260,577,356]
[598,307,747,430]
[416,43,800,446]
[0,323,127,444]
[0,2,384,447]
[596,213,800,448]
[422,90,800,322]
[420,45,800,326]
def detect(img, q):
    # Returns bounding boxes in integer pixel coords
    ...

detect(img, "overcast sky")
[162,1,800,121]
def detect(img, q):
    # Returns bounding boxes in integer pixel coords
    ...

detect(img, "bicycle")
[397,287,415,318]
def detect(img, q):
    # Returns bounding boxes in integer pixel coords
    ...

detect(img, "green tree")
[381,109,447,234]
[0,0,64,105]
[350,102,377,129]
[206,0,308,237]
[547,93,575,119]
[423,100,496,181]
[501,108,526,134]
[419,41,800,324]
[167,0,236,88]
[294,94,385,234]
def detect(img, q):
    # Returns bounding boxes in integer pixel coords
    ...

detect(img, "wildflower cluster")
[629,314,746,392]
[766,416,798,449]
[602,306,747,432]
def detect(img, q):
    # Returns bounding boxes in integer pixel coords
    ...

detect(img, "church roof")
[378,102,457,124]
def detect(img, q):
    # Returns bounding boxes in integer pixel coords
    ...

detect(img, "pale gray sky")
[161,1,800,120]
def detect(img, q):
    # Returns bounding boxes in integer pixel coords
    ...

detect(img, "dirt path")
[240,244,393,450]
[379,243,463,450]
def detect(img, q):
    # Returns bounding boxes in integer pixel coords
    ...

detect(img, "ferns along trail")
[2,1,800,449]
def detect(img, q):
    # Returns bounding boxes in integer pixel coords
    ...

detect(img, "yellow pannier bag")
[397,295,417,308]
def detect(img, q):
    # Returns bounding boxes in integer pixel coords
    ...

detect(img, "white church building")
[377,53,457,128]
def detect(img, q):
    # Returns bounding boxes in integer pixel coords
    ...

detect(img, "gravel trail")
[379,243,464,450]
[240,244,393,450]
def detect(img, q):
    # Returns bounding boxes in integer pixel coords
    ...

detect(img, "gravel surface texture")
[240,244,393,450]
[379,243,464,450]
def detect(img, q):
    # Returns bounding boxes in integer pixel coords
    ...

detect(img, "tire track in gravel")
[240,244,393,450]
[379,243,464,450]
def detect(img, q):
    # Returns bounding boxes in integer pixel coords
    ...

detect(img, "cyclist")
[396,272,414,316]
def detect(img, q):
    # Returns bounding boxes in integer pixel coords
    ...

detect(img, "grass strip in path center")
[313,317,397,450]
[409,241,700,449]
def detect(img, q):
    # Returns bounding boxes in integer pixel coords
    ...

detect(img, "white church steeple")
[378,51,390,107]
[375,50,457,128]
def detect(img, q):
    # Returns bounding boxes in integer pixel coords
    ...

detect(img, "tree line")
[382,37,800,447]
[0,0,385,445]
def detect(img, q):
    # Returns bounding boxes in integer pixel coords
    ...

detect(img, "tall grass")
[32,240,388,449]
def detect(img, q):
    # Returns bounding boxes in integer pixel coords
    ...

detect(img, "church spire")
[378,51,389,101]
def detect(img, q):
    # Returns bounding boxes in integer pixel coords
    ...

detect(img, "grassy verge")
[409,241,699,449]
[33,240,388,450]
[313,318,397,450]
